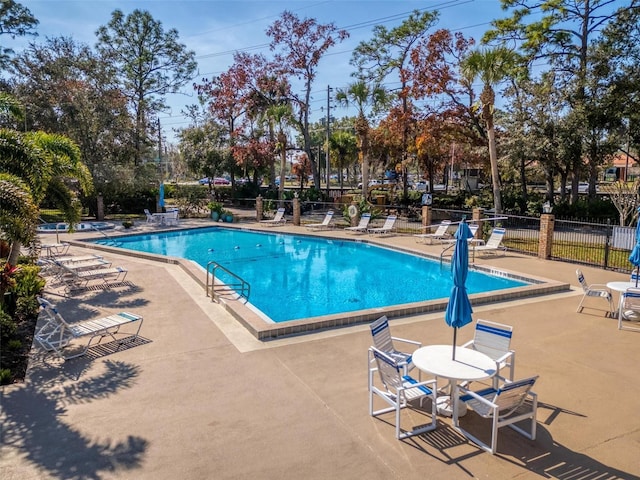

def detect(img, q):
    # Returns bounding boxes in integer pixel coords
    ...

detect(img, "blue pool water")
[92,227,527,323]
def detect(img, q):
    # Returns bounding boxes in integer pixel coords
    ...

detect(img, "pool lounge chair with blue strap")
[472,227,507,258]
[414,220,452,244]
[454,376,539,454]
[369,347,437,439]
[35,297,143,360]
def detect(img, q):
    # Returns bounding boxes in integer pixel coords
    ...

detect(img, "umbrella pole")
[452,328,457,361]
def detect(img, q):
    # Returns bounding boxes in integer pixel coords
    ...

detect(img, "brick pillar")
[96,193,104,221]
[421,206,432,233]
[538,213,555,259]
[293,197,300,226]
[472,208,483,240]
[256,196,263,222]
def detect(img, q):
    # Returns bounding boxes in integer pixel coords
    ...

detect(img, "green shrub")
[0,308,15,341]
[0,369,12,385]
[16,296,39,318]
[13,265,45,298]
[7,339,21,350]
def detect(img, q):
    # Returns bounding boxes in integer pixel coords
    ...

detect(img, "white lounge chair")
[59,263,128,292]
[472,227,507,258]
[369,347,437,439]
[344,213,371,233]
[461,319,515,387]
[144,209,158,224]
[576,269,614,316]
[368,315,421,377]
[35,297,143,360]
[306,211,334,230]
[367,215,397,236]
[260,207,286,226]
[455,376,539,454]
[618,287,640,331]
[164,209,179,226]
[414,220,452,244]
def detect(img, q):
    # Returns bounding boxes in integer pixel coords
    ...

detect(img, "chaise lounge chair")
[306,211,334,230]
[35,296,143,360]
[414,220,452,244]
[59,263,128,292]
[344,213,371,233]
[472,227,507,259]
[367,215,397,236]
[259,207,287,226]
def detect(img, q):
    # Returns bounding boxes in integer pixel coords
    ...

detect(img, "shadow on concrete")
[1,359,148,479]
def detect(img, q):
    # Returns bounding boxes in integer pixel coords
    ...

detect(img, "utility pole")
[326,85,332,197]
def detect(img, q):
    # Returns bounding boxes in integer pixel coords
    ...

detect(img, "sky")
[11,0,508,143]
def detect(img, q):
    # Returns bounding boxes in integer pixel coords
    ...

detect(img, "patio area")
[1,219,639,480]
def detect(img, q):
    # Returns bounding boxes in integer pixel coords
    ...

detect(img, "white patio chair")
[344,213,371,233]
[368,315,421,378]
[35,297,143,360]
[164,209,179,226]
[576,269,614,317]
[144,209,158,224]
[472,227,507,258]
[461,319,515,388]
[454,375,539,454]
[618,287,640,332]
[305,210,334,230]
[259,207,286,226]
[414,220,452,244]
[367,215,397,236]
[369,347,437,439]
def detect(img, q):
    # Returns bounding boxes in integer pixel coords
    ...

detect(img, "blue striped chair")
[619,287,640,332]
[369,315,421,377]
[369,347,437,439]
[455,376,538,454]
[461,319,515,388]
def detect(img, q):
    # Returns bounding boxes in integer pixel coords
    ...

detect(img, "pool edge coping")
[66,226,571,340]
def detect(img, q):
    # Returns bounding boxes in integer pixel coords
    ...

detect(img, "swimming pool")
[37,222,115,233]
[92,227,528,323]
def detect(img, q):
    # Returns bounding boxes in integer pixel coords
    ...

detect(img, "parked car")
[199,177,231,186]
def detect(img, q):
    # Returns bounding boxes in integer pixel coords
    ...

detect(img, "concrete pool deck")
[2,218,640,479]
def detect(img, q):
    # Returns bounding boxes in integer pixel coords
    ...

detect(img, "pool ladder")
[206,261,250,303]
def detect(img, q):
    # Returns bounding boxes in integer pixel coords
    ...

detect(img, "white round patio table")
[606,281,636,293]
[412,345,497,417]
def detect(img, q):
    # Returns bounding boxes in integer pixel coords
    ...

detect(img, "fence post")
[421,206,431,233]
[293,197,301,226]
[256,196,263,221]
[538,213,555,259]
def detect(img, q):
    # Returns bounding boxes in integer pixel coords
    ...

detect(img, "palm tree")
[461,47,519,214]
[335,81,387,196]
[265,104,293,201]
[0,173,39,258]
[0,128,93,264]
[328,130,358,193]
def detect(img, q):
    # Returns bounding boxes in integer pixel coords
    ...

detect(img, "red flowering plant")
[0,261,20,301]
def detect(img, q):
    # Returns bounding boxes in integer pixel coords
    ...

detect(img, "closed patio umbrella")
[158,182,165,210]
[629,207,640,286]
[444,220,474,360]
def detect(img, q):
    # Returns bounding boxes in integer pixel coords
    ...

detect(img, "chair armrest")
[495,350,515,364]
[390,336,422,348]
[460,340,473,349]
[588,284,611,291]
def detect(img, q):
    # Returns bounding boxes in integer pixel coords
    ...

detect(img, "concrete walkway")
[1,219,639,479]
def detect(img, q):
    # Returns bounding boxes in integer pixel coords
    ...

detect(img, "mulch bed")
[0,313,38,384]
